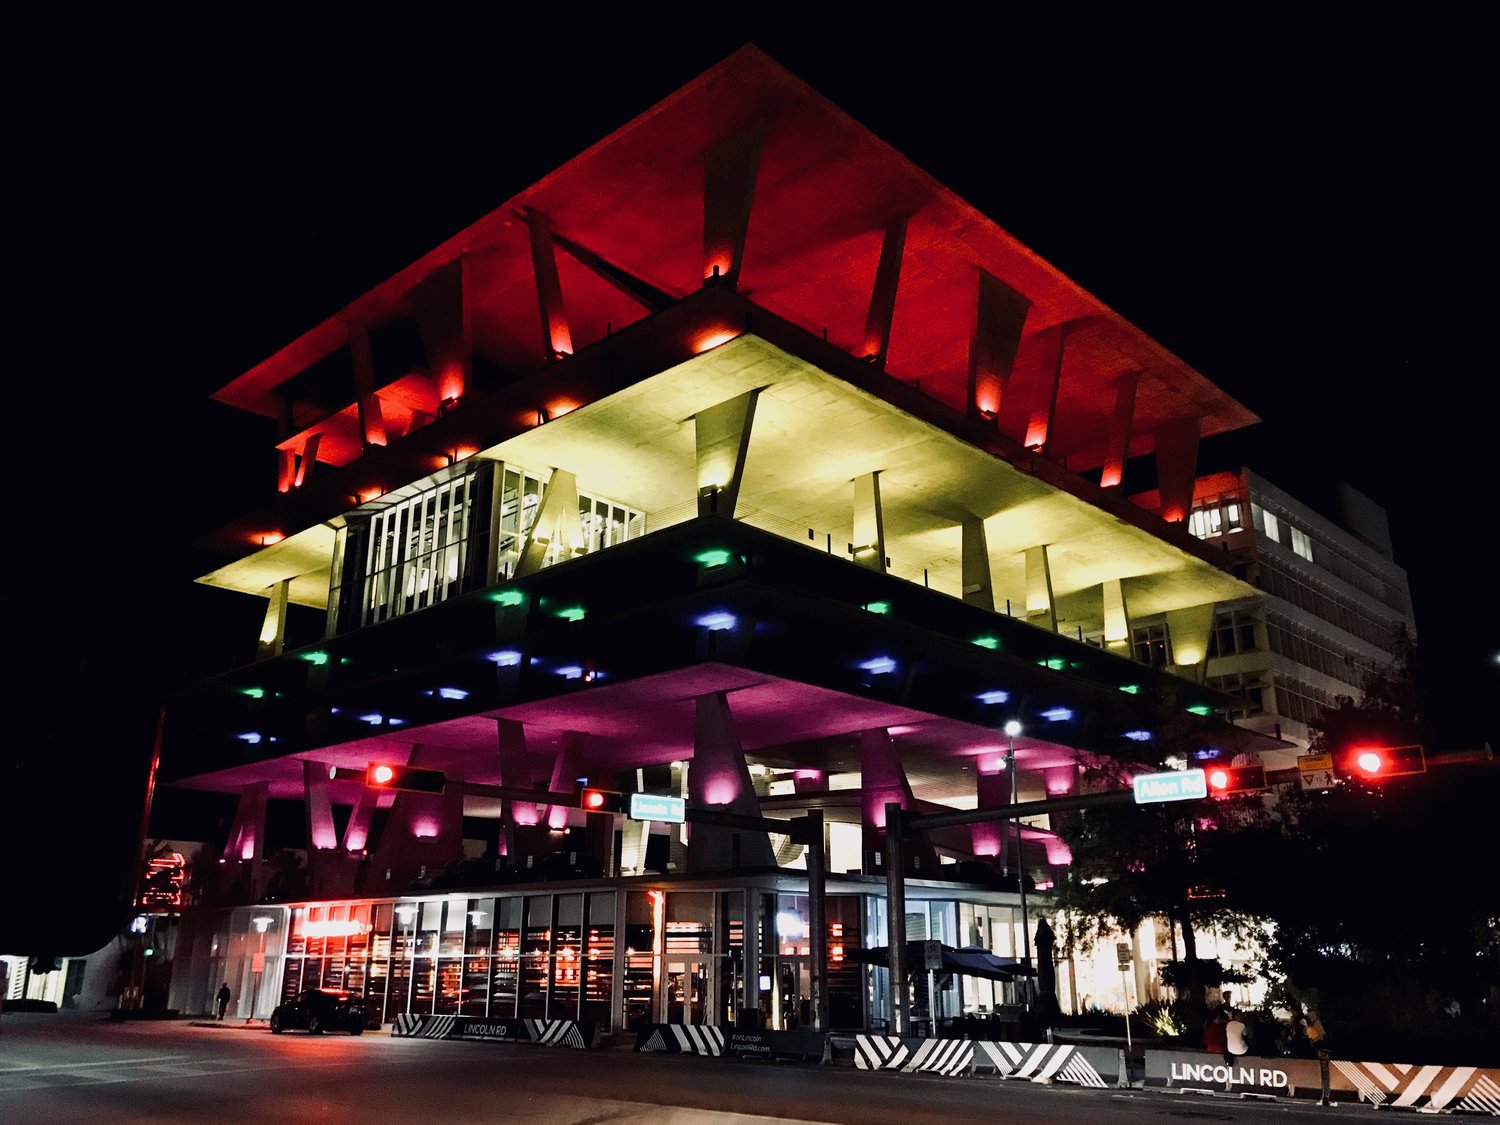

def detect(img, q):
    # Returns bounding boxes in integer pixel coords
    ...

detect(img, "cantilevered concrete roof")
[208,45,1255,477]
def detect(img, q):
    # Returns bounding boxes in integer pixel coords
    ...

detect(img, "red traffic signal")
[1343,744,1425,780]
[364,763,447,793]
[579,787,624,812]
[1205,763,1267,796]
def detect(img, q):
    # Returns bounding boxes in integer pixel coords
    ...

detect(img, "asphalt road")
[0,1012,1385,1124]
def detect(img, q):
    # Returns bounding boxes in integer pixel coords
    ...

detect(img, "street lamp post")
[249,915,273,1023]
[1004,720,1032,1012]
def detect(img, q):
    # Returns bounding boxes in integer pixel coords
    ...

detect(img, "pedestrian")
[1202,1006,1228,1056]
[1303,1008,1328,1054]
[216,982,231,1020]
[1224,1007,1249,1065]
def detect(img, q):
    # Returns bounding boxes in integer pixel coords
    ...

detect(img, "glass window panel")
[492,896,521,1018]
[552,894,583,1020]
[435,957,463,1014]
[520,896,551,1019]
[623,892,657,1030]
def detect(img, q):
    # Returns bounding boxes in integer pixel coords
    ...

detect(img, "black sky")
[15,17,1497,777]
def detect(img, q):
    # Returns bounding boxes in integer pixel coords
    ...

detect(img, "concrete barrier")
[633,1023,827,1062]
[390,1013,593,1047]
[852,1036,1122,1087]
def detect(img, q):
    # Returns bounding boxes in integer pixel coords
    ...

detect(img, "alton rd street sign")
[1132,768,1208,804]
[629,792,686,823]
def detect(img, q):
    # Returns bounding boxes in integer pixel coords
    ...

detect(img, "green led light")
[1119,684,1140,695]
[1037,657,1066,671]
[299,651,330,666]
[239,687,265,700]
[558,606,586,622]
[972,636,1000,650]
[695,549,734,567]
[864,601,891,615]
[1187,704,1212,716]
[492,589,525,607]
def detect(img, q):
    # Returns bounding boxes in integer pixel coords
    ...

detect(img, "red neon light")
[1355,749,1385,775]
[298,919,373,939]
[371,764,396,785]
[1207,767,1230,791]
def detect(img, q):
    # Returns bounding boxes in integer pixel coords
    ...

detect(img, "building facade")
[147,48,1290,1033]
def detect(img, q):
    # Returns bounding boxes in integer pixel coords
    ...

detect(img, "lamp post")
[1004,720,1032,1011]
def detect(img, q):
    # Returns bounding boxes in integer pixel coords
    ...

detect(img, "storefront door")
[664,959,708,1024]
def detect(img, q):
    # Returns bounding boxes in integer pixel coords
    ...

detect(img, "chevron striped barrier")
[970,1040,1120,1087]
[634,1023,726,1055]
[390,1013,593,1048]
[853,1035,973,1076]
[1330,1059,1500,1115]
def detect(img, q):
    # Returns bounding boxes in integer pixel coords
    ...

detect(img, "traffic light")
[364,763,447,793]
[1205,763,1267,796]
[578,787,625,812]
[1342,744,1426,781]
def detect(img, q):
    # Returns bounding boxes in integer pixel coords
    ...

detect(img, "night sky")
[6,20,1493,949]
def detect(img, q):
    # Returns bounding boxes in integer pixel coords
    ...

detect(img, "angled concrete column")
[545,733,584,830]
[304,760,338,852]
[851,471,887,573]
[858,728,937,875]
[410,257,471,404]
[862,214,908,368]
[341,785,379,853]
[495,718,540,855]
[1166,602,1218,671]
[513,468,581,577]
[366,745,465,895]
[1103,578,1132,649]
[526,208,573,359]
[997,321,1065,453]
[1155,416,1201,523]
[961,516,995,611]
[1098,371,1141,489]
[967,268,1031,420]
[256,579,290,660]
[687,693,774,872]
[1025,545,1058,632]
[222,782,269,865]
[969,765,1011,861]
[694,389,760,518]
[347,320,389,449]
[703,126,763,289]
[619,816,650,876]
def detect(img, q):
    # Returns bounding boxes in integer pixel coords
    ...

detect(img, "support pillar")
[256,580,290,661]
[410,258,471,404]
[861,215,908,367]
[1165,602,1218,672]
[883,802,909,1036]
[526,208,573,359]
[495,718,540,855]
[806,809,828,1032]
[969,767,1011,861]
[545,733,584,830]
[694,389,760,518]
[1155,416,1201,523]
[686,693,775,872]
[703,126,763,289]
[220,782,268,903]
[1098,371,1140,489]
[851,471,887,573]
[1103,578,1131,650]
[347,320,389,449]
[859,728,936,875]
[619,816,650,876]
[967,268,1031,420]
[365,745,465,895]
[1024,545,1058,632]
[513,468,581,577]
[961,516,995,611]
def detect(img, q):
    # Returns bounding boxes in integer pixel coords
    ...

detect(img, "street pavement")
[0,1010,1386,1124]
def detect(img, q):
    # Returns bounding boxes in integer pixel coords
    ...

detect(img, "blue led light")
[697,611,736,631]
[359,713,384,725]
[237,732,262,745]
[977,690,1010,705]
[437,687,469,700]
[1124,730,1153,742]
[1192,747,1221,760]
[859,656,897,675]
[556,665,585,680]
[488,650,522,667]
[1041,707,1073,722]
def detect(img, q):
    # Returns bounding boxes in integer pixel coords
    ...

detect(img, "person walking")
[1202,1007,1228,1057]
[216,982,231,1021]
[1224,1008,1250,1065]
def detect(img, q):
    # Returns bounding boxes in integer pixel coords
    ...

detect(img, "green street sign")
[1132,768,1207,804]
[629,792,686,823]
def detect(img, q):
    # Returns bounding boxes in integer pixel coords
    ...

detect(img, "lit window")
[1262,510,1281,543]
[1290,526,1313,561]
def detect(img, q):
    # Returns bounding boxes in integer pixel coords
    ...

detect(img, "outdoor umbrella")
[844,941,1036,981]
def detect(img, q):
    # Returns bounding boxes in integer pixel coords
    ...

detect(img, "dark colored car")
[269,988,367,1035]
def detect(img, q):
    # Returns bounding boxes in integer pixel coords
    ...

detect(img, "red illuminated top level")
[211,46,1255,477]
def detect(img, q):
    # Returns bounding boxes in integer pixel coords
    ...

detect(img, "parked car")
[269,988,367,1035]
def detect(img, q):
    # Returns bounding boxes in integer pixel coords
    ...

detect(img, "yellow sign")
[1298,753,1336,790]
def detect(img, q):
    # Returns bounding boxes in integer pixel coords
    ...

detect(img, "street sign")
[629,792,686,823]
[1116,942,1132,970]
[1298,752,1336,790]
[1132,768,1207,804]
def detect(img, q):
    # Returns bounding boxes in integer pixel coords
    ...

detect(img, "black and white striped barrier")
[853,1036,1119,1086]
[391,1013,593,1048]
[1145,1049,1499,1115]
[635,1023,726,1055]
